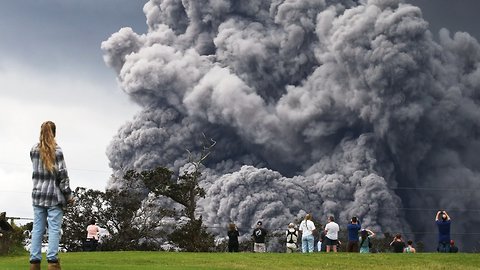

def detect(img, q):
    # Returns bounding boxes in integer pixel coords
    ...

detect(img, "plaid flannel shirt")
[30,143,72,207]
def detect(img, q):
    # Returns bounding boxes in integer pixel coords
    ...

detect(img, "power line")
[378,207,480,212]
[5,217,33,221]
[390,186,477,192]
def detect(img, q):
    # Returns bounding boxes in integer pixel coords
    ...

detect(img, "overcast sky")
[0,0,147,220]
[1,0,479,222]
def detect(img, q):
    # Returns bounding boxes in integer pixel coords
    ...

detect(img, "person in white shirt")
[298,213,316,253]
[324,216,340,252]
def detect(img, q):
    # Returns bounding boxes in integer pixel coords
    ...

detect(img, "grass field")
[1,251,479,270]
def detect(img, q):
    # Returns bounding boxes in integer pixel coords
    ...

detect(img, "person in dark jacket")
[435,210,451,252]
[227,223,239,252]
[390,234,406,253]
[251,221,267,252]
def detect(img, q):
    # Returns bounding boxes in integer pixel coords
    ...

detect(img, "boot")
[47,260,61,270]
[29,262,41,270]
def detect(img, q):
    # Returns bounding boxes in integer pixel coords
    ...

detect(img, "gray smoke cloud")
[102,0,480,251]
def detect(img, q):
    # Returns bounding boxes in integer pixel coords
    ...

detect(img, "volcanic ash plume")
[102,0,480,250]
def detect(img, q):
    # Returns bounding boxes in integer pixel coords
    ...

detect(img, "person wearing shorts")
[324,216,339,252]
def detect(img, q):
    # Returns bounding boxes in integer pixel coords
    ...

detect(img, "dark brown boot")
[29,261,41,270]
[47,260,61,270]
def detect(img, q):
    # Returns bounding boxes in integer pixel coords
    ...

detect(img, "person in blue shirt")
[435,210,451,252]
[346,216,361,252]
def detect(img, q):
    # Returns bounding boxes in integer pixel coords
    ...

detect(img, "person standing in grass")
[390,234,406,253]
[85,218,100,251]
[251,221,267,252]
[227,223,239,252]
[317,225,325,252]
[285,223,298,253]
[29,121,73,270]
[346,216,361,252]
[299,214,316,253]
[324,216,339,252]
[359,229,375,253]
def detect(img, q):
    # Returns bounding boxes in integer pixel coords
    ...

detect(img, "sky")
[0,0,147,221]
[1,0,480,224]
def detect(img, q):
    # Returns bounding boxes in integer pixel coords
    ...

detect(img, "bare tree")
[137,134,216,251]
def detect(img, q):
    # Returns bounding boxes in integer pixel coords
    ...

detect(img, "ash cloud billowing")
[102,0,480,250]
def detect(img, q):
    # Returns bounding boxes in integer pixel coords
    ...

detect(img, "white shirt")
[325,221,339,240]
[299,220,315,237]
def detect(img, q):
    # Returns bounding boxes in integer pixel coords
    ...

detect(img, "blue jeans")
[302,235,314,253]
[30,205,63,262]
[437,241,450,253]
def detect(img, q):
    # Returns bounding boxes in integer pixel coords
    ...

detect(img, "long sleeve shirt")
[30,143,72,207]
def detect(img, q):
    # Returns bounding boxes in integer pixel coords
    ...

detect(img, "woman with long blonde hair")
[298,213,316,253]
[29,121,73,270]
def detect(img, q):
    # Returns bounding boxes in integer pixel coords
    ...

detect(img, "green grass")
[1,251,479,270]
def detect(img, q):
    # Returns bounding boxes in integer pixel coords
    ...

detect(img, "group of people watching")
[298,214,372,253]
[227,210,459,253]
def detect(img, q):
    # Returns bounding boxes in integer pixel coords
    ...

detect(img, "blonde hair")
[39,121,57,172]
[228,223,236,231]
[304,213,312,221]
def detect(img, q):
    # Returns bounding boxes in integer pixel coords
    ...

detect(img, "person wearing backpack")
[285,223,298,253]
[359,229,375,253]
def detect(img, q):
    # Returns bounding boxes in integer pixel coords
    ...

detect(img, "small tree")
[137,134,216,251]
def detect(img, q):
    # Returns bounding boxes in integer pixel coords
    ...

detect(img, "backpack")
[286,229,297,244]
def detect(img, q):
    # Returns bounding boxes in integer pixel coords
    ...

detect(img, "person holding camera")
[390,234,406,253]
[435,210,451,252]
[346,216,361,252]
[227,223,239,252]
[359,229,375,253]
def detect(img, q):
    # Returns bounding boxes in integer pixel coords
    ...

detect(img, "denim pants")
[302,234,314,253]
[437,241,450,253]
[30,205,63,262]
